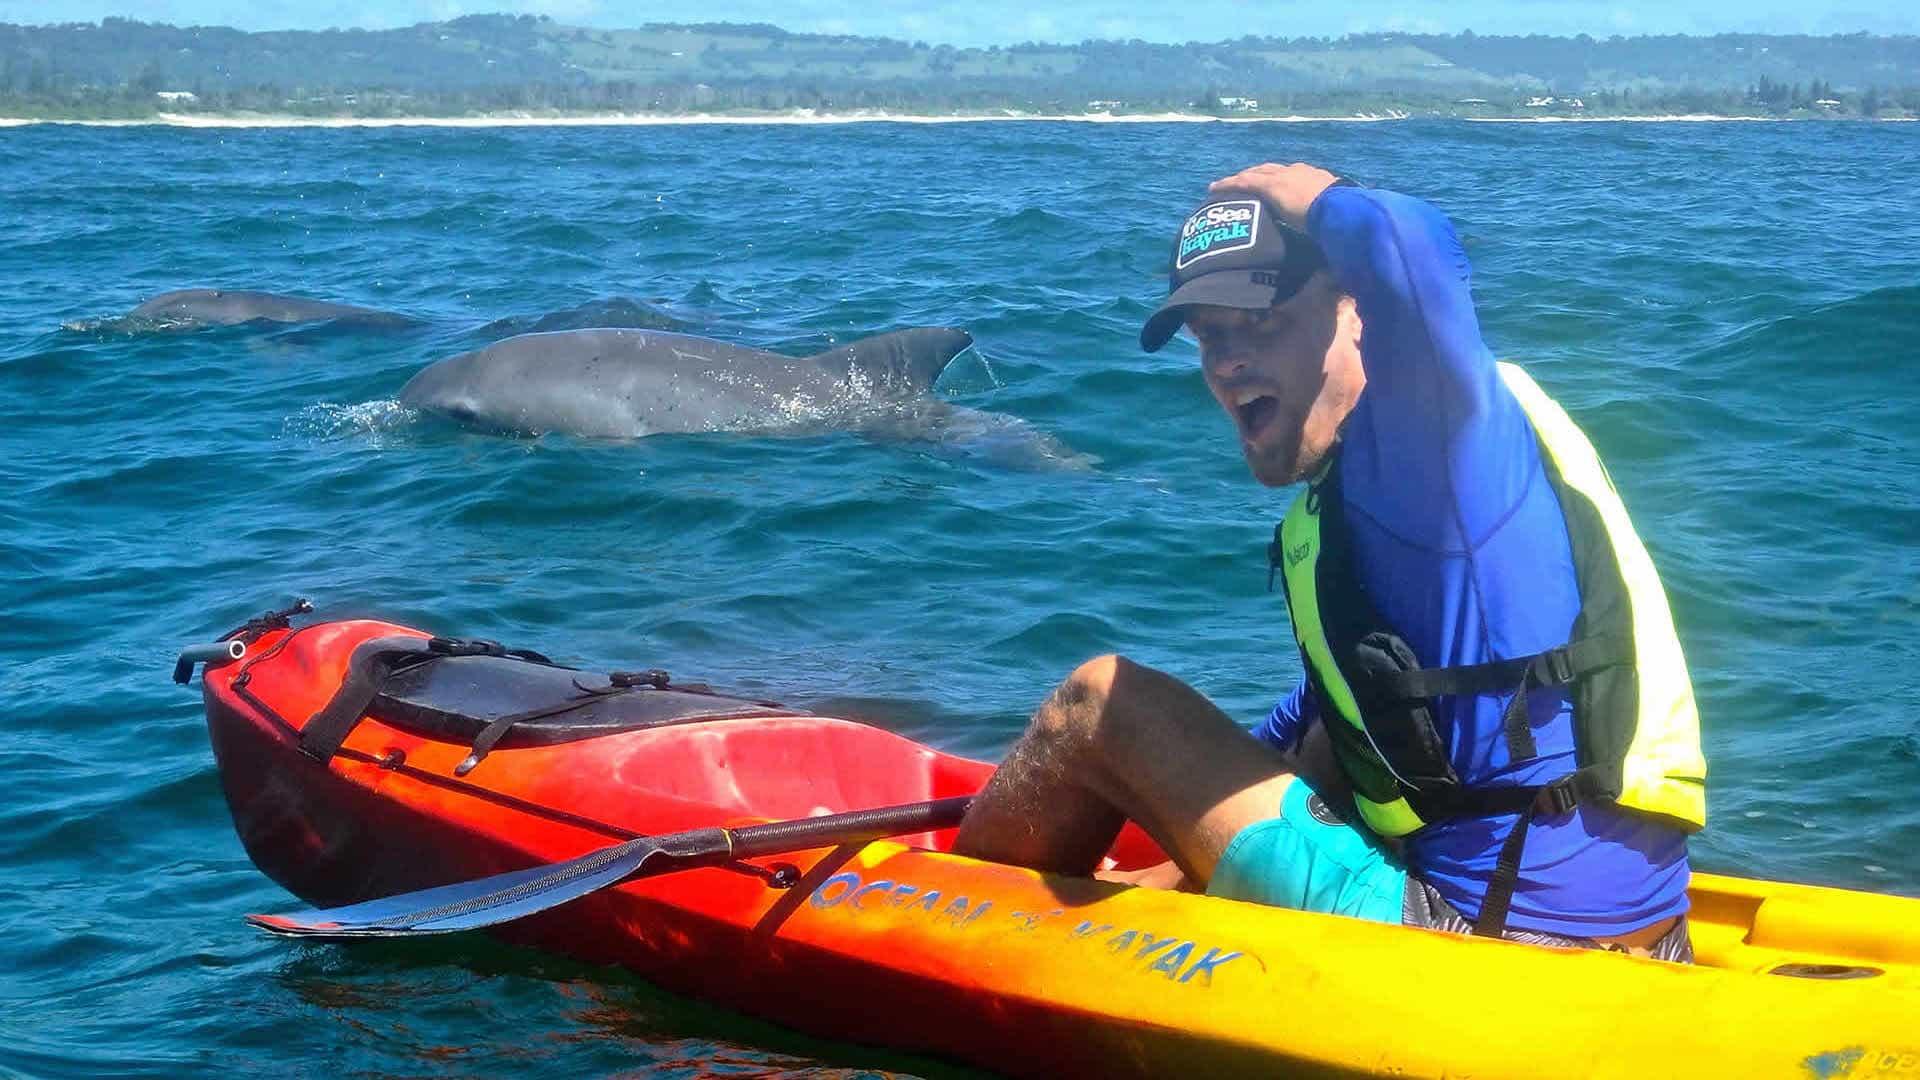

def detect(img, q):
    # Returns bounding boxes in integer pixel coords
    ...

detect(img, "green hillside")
[3,15,1917,118]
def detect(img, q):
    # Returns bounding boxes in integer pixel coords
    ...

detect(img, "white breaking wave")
[282,400,419,445]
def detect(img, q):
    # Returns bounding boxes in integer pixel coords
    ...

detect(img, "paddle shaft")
[640,796,979,874]
[722,794,974,862]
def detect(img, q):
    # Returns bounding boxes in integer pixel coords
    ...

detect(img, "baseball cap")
[1139,195,1327,352]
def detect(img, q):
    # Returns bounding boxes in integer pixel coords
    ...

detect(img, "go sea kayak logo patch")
[1176,199,1260,270]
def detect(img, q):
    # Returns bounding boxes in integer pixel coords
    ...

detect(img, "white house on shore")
[155,90,198,103]
[1216,96,1260,111]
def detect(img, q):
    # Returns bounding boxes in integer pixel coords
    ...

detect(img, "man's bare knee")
[1041,653,1193,748]
[1030,653,1134,746]
[1070,652,1138,697]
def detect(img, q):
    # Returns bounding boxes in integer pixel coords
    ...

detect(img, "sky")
[2,0,1914,43]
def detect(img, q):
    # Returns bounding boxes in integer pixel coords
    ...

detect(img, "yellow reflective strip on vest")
[1281,492,1431,840]
[1354,793,1425,839]
[1497,363,1708,831]
[1279,495,1366,732]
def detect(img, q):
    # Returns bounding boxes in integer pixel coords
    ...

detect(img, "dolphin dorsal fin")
[807,328,974,393]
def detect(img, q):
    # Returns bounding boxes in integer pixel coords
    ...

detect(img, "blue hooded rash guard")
[1250,184,1691,938]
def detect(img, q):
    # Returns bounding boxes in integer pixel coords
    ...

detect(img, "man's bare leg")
[952,654,1299,887]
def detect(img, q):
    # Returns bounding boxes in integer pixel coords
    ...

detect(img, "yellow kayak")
[801,849,1920,1077]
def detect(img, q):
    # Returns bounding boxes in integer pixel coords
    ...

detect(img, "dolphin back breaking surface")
[397,327,975,439]
[67,288,421,333]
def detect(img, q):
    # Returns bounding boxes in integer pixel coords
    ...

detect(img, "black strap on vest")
[1385,767,1609,936]
[1358,634,1632,764]
[1458,769,1607,937]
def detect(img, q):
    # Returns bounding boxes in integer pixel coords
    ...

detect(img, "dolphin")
[474,297,691,339]
[88,288,420,331]
[398,327,975,438]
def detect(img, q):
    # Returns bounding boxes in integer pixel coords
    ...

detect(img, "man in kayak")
[954,163,1707,958]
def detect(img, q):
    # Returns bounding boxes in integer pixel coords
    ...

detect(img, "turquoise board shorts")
[1206,776,1407,924]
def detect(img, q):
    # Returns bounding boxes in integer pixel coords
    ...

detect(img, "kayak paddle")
[247,795,973,939]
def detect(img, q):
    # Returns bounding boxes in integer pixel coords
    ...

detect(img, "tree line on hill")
[2,15,1915,118]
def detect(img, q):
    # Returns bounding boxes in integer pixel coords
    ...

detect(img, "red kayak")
[194,609,1920,1079]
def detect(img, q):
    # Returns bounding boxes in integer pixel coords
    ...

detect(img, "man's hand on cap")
[1209,163,1341,232]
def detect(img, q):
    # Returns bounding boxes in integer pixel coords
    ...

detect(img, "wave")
[1688,285,1920,377]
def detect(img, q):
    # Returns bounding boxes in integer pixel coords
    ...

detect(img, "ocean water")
[2,118,1917,1076]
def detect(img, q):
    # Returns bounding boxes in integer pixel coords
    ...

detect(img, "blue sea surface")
[2,118,1917,1076]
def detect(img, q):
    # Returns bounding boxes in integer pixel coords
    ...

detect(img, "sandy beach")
[8,109,1408,128]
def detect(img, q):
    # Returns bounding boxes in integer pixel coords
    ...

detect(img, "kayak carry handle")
[215,597,315,643]
[174,640,246,685]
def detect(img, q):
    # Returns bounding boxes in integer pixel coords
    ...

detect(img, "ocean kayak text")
[808,870,1248,987]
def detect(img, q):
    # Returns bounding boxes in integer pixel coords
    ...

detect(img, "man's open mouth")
[1236,394,1280,439]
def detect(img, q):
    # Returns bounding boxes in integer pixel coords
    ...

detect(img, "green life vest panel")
[1273,363,1707,930]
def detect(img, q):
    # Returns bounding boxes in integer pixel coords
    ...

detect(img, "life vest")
[1270,362,1706,935]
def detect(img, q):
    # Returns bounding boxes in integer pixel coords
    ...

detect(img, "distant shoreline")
[2,110,1912,128]
[7,110,1397,128]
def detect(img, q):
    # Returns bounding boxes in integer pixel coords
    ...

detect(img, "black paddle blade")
[244,797,972,942]
[247,835,666,939]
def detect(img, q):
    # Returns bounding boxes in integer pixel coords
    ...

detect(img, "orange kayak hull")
[203,619,1920,1078]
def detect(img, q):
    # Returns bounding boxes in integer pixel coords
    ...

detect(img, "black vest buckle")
[1534,775,1583,816]
[1533,645,1576,686]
